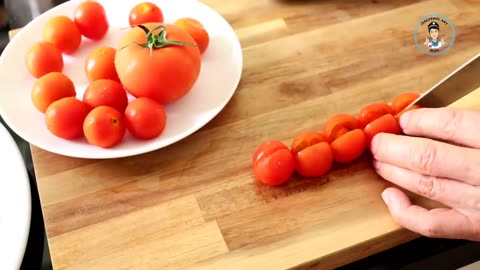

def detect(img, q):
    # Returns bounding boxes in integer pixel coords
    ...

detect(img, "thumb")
[381,187,478,240]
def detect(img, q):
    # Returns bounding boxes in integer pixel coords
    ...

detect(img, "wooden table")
[9,0,480,269]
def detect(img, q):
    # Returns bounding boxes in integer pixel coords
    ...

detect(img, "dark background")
[0,1,479,269]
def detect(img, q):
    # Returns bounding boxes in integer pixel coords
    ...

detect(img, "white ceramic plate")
[0,123,31,270]
[0,0,242,159]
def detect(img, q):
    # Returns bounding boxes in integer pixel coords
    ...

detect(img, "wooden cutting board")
[9,0,480,269]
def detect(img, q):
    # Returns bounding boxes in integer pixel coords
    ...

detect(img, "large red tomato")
[114,23,201,104]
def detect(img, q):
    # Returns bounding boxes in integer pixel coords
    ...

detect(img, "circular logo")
[414,14,455,56]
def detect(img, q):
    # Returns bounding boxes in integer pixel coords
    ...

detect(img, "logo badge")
[414,14,455,56]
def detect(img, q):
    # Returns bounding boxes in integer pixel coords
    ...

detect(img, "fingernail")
[399,112,410,129]
[381,190,391,206]
[371,135,380,155]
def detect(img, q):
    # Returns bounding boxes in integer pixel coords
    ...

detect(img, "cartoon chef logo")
[414,14,455,56]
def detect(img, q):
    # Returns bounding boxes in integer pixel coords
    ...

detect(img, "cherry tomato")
[358,102,392,128]
[85,46,119,82]
[45,97,89,139]
[74,0,109,40]
[174,18,210,54]
[323,114,360,142]
[124,98,167,140]
[83,106,126,148]
[31,72,76,113]
[391,92,420,115]
[395,104,422,121]
[291,132,333,178]
[364,114,401,149]
[25,42,63,78]
[43,16,82,54]
[330,129,367,163]
[252,140,295,186]
[129,2,164,26]
[82,79,128,113]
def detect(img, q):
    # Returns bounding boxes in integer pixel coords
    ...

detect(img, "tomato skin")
[174,18,209,55]
[364,114,401,149]
[124,98,167,140]
[43,16,82,54]
[31,72,76,113]
[290,131,327,155]
[129,2,164,26]
[395,104,422,121]
[45,97,89,139]
[391,92,420,115]
[85,46,119,82]
[115,23,201,104]
[25,42,63,78]
[74,0,109,40]
[358,103,392,128]
[252,141,295,186]
[295,142,333,178]
[83,79,128,113]
[330,129,367,163]
[83,106,126,148]
[323,114,361,142]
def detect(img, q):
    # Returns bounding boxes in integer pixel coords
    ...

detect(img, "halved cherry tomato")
[358,102,392,128]
[395,104,422,121]
[323,114,361,142]
[83,106,126,148]
[85,46,119,82]
[43,16,82,54]
[124,97,167,140]
[391,92,420,115]
[252,140,295,186]
[291,132,333,177]
[364,114,401,149]
[74,0,109,40]
[330,129,367,163]
[45,97,89,140]
[31,72,76,113]
[25,42,63,78]
[83,79,128,113]
[129,2,163,26]
[174,18,209,54]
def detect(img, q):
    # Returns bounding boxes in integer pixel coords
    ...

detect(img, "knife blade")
[408,52,480,109]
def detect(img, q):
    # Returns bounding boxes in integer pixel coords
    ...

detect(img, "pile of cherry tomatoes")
[24,0,210,148]
[252,92,423,186]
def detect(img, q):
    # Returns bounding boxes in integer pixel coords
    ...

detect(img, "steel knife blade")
[408,52,480,109]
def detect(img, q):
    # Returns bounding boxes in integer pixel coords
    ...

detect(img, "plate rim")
[0,0,243,159]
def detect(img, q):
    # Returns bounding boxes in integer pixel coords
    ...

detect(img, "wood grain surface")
[9,0,480,269]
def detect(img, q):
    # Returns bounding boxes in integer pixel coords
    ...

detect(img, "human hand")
[371,107,480,241]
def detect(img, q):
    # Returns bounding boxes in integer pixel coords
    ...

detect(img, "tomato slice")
[323,114,361,142]
[295,142,333,178]
[252,141,295,186]
[364,114,401,149]
[395,104,422,121]
[330,129,367,163]
[358,102,393,128]
[291,132,327,155]
[391,92,420,115]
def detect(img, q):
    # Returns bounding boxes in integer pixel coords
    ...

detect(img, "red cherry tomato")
[323,114,361,142]
[252,141,295,186]
[174,18,210,55]
[74,0,109,40]
[31,72,76,113]
[364,114,401,149]
[291,132,333,178]
[358,102,392,128]
[124,98,167,140]
[82,79,128,113]
[43,16,82,54]
[25,42,63,78]
[330,129,367,163]
[45,97,89,140]
[85,46,119,82]
[391,92,420,115]
[129,2,164,26]
[83,106,126,148]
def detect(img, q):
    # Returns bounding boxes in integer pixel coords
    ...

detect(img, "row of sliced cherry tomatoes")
[23,1,210,148]
[252,92,423,186]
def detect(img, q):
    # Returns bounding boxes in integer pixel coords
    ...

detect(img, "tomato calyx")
[120,24,197,55]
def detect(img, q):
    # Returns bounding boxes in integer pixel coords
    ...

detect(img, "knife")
[407,52,480,108]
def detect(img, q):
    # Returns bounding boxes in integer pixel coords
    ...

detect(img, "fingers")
[381,187,479,241]
[399,107,480,148]
[374,160,479,209]
[371,133,480,186]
